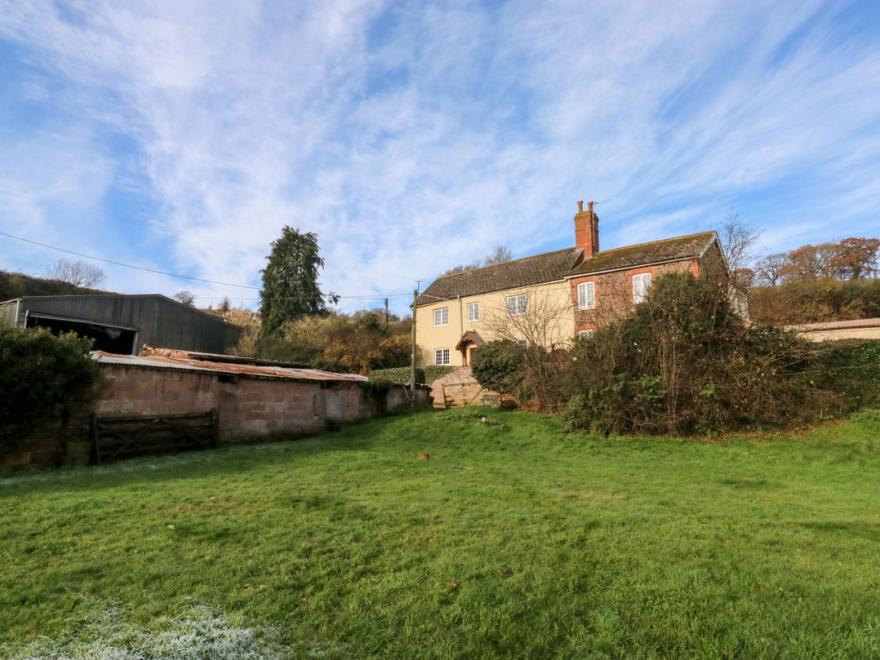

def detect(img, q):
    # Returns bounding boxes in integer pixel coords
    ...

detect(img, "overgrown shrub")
[807,340,880,413]
[749,279,880,324]
[471,340,526,399]
[0,326,101,448]
[565,273,819,435]
[259,310,412,374]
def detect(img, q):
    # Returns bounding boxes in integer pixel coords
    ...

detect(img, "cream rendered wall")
[414,280,575,367]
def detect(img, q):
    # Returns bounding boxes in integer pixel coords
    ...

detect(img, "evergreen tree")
[259,227,329,339]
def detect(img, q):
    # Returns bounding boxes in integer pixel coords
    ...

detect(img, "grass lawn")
[2,408,879,658]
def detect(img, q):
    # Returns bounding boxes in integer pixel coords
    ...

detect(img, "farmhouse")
[0,293,241,355]
[415,202,726,368]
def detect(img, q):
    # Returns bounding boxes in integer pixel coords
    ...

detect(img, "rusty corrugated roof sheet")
[93,350,368,383]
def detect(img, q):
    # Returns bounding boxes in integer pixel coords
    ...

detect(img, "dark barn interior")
[26,314,138,354]
[1,294,241,355]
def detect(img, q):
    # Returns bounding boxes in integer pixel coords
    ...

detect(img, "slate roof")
[416,248,583,306]
[416,231,719,306]
[567,231,717,277]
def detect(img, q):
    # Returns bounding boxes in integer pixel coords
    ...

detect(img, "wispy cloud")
[0,0,878,310]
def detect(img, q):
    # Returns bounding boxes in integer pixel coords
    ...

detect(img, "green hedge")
[370,365,454,385]
[808,340,880,413]
[0,325,101,448]
[749,279,880,325]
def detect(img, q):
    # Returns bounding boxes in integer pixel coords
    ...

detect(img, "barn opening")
[26,313,138,354]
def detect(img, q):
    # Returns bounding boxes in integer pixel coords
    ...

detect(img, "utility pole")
[410,288,418,405]
[384,297,389,329]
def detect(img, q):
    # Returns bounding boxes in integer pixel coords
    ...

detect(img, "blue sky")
[1,0,879,313]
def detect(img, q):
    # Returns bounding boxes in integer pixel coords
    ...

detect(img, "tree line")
[745,237,879,325]
[748,237,879,286]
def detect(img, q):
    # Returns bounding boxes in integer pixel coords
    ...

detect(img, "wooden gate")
[90,409,219,464]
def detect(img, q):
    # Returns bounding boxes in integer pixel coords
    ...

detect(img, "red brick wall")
[571,259,698,333]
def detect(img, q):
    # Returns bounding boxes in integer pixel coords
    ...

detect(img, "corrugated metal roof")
[93,351,368,383]
[7,293,241,326]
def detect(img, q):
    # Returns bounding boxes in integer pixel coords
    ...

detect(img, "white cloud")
[0,0,878,312]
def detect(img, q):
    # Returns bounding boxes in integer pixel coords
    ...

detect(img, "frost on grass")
[5,605,286,659]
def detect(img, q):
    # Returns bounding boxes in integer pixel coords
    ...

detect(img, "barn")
[0,294,241,355]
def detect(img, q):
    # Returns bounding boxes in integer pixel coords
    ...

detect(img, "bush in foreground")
[471,340,526,400]
[565,273,819,435]
[0,325,101,447]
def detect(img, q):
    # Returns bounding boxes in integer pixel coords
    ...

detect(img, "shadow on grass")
[717,478,778,490]
[799,521,880,543]
[0,411,434,498]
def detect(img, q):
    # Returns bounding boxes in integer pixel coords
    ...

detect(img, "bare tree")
[482,287,572,351]
[719,213,759,278]
[174,290,195,306]
[442,260,482,276]
[754,253,787,286]
[442,246,513,276]
[484,245,513,266]
[481,287,574,409]
[46,259,105,288]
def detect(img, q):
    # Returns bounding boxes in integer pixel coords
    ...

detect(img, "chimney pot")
[577,200,584,213]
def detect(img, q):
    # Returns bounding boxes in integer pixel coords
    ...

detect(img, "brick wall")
[571,259,698,333]
[98,364,426,442]
[3,364,430,469]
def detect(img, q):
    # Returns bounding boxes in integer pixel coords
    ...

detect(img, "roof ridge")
[594,230,716,257]
[430,246,580,283]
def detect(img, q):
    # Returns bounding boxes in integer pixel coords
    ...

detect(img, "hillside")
[0,270,109,301]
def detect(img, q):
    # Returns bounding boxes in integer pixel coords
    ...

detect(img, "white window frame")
[632,273,652,304]
[515,339,529,348]
[506,294,527,316]
[577,281,596,310]
[434,348,450,365]
[467,301,480,322]
[433,307,449,327]
[578,329,594,339]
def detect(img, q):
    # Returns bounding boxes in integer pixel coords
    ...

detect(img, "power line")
[1,230,260,290]
[0,230,412,300]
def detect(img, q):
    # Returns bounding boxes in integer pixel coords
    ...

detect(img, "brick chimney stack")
[574,200,599,258]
